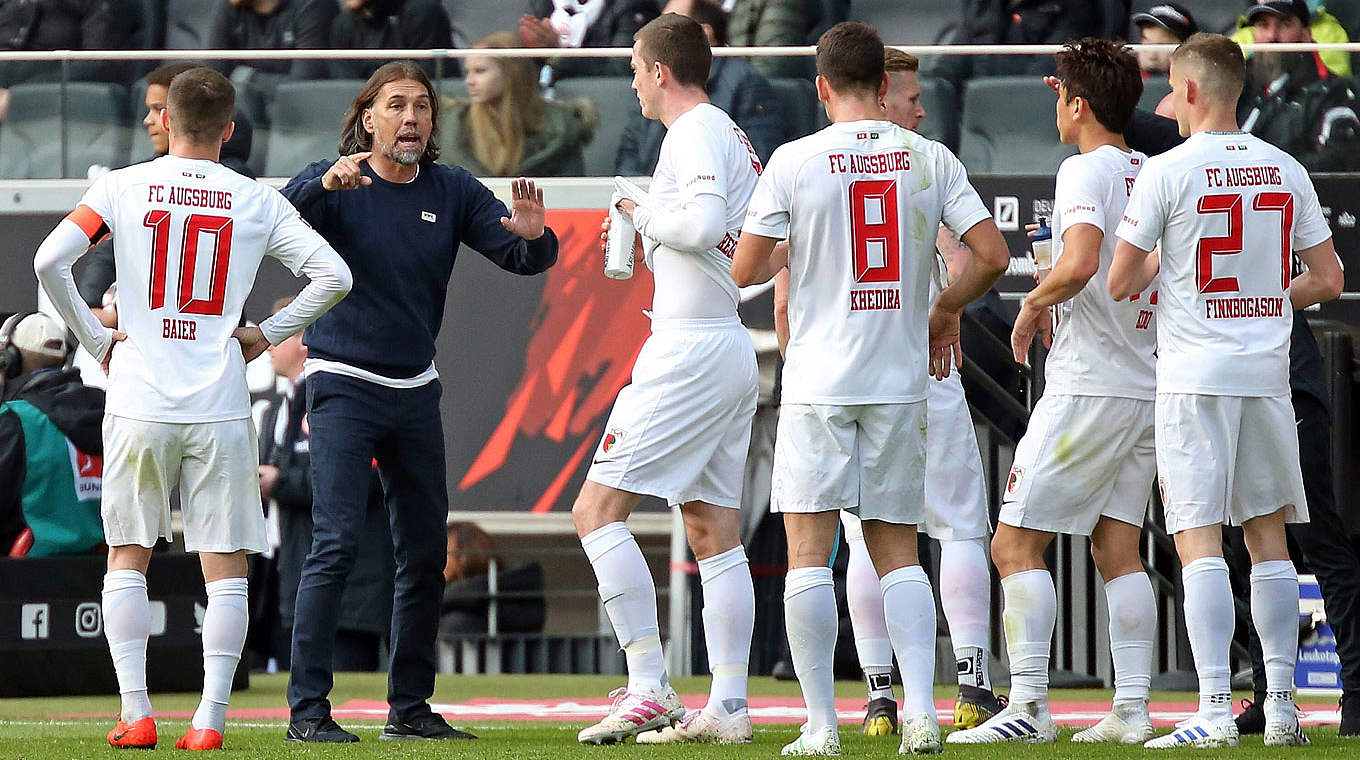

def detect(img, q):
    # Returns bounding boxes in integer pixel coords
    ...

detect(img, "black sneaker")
[1341,692,1359,738]
[954,684,1007,729]
[379,713,477,741]
[863,696,898,735]
[1235,698,1265,735]
[285,716,360,743]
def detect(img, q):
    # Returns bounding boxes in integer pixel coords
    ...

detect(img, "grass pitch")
[0,674,1347,758]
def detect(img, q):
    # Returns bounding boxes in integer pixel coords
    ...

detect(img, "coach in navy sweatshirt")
[279,61,558,744]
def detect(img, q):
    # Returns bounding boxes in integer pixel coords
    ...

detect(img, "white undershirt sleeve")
[258,245,352,346]
[632,193,727,253]
[33,219,114,361]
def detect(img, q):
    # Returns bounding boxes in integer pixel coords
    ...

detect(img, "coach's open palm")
[927,304,962,380]
[500,178,546,240]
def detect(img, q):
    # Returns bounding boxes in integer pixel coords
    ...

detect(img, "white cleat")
[945,702,1057,744]
[576,686,685,745]
[634,708,753,744]
[781,724,842,756]
[1072,703,1154,744]
[1264,714,1310,747]
[1143,713,1239,749]
[898,713,942,755]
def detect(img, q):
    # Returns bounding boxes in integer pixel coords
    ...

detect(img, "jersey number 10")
[142,211,234,317]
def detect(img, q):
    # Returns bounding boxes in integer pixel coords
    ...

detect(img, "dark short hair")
[1055,38,1143,133]
[687,0,728,47]
[146,61,201,88]
[817,22,885,95]
[634,13,712,89]
[1170,32,1246,103]
[167,67,235,143]
[884,47,919,74]
[339,60,441,161]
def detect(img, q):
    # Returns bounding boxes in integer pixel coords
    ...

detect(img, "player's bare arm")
[499,177,547,240]
[1011,223,1102,363]
[773,265,790,358]
[1289,238,1345,310]
[731,232,783,286]
[930,219,1009,380]
[1108,238,1159,300]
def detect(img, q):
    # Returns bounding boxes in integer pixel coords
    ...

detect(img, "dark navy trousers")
[288,372,447,723]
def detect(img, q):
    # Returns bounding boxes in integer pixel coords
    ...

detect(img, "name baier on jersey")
[742,120,991,405]
[68,155,329,423]
[1115,131,1332,397]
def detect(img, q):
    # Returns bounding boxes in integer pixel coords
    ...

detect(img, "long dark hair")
[338,60,441,162]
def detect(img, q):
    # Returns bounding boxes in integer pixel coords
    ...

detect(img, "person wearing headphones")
[0,312,105,557]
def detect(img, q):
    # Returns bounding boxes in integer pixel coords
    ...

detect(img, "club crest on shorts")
[1006,466,1024,495]
[601,428,626,454]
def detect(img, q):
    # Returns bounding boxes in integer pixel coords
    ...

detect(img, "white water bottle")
[1031,216,1053,271]
[604,202,635,280]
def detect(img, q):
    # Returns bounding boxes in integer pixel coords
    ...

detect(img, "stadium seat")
[917,76,958,151]
[1139,77,1172,114]
[768,77,821,140]
[550,77,632,176]
[443,0,524,48]
[263,80,368,178]
[0,83,131,178]
[166,0,218,49]
[958,76,1075,174]
[850,0,960,45]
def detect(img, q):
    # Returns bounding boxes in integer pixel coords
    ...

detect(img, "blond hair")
[884,48,919,74]
[465,31,545,176]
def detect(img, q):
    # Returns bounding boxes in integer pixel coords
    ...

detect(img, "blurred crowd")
[0,1,1358,175]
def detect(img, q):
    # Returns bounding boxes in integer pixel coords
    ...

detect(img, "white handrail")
[0,41,1357,62]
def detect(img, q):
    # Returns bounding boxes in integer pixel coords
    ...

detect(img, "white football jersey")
[76,156,329,422]
[647,102,762,319]
[1045,145,1157,400]
[744,121,991,404]
[1116,131,1331,396]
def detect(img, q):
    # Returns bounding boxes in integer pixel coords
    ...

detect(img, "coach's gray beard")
[380,138,423,166]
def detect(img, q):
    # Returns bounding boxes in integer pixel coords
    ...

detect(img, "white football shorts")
[922,372,990,540]
[1000,394,1155,535]
[586,316,758,508]
[773,401,926,525]
[101,414,267,553]
[1156,393,1307,534]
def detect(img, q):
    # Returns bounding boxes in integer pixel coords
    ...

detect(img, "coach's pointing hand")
[321,152,373,191]
[501,177,546,240]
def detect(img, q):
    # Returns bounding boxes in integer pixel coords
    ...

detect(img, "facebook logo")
[20,603,49,640]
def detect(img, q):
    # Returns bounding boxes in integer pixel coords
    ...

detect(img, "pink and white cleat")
[635,708,754,744]
[576,686,685,745]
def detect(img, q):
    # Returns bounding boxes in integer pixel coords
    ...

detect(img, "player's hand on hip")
[927,304,962,380]
[321,152,373,191]
[500,177,546,240]
[100,330,126,375]
[1011,302,1051,365]
[233,325,270,363]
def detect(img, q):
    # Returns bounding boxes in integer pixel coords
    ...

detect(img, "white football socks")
[881,565,938,720]
[785,566,838,733]
[193,577,248,733]
[1104,571,1155,706]
[1250,560,1300,718]
[1001,569,1056,706]
[581,522,667,695]
[940,537,993,691]
[698,545,754,717]
[1182,556,1234,718]
[103,569,153,723]
[843,523,894,678]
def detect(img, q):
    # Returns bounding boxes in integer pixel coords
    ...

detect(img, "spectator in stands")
[206,0,338,121]
[441,32,597,176]
[934,0,1100,88]
[328,0,454,81]
[615,0,784,174]
[0,0,138,91]
[439,521,545,636]
[727,0,807,78]
[259,297,395,673]
[0,313,105,558]
[1234,0,1351,76]
[1133,3,1198,76]
[518,0,660,78]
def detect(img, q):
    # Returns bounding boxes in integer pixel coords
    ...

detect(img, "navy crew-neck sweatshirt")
[281,160,558,378]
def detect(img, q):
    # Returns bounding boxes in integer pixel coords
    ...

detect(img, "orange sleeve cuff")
[66,205,108,241]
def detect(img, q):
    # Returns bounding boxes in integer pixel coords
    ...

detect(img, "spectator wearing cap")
[0,313,105,557]
[1232,0,1351,76]
[1133,3,1198,76]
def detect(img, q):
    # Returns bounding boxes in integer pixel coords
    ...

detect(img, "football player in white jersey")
[734,22,1010,756]
[772,47,1003,738]
[32,67,352,751]
[950,39,1159,747]
[1111,33,1343,749]
[571,14,762,746]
